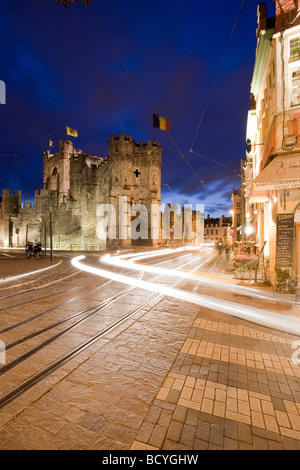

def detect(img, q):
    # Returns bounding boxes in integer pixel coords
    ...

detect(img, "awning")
[254,154,300,190]
[248,186,269,204]
[249,194,269,204]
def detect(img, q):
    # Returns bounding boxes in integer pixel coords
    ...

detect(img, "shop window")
[290,37,300,63]
[291,68,300,106]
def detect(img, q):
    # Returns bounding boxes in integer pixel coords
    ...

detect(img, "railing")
[275,268,299,296]
[234,241,267,282]
[50,244,107,252]
[7,244,107,252]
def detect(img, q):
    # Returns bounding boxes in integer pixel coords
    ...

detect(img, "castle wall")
[0,134,163,250]
[0,190,22,247]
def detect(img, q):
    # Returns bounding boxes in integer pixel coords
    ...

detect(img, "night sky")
[0,0,275,216]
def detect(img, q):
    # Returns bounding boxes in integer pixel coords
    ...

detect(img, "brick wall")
[275,0,300,30]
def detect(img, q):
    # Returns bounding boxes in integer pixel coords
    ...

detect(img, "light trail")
[0,259,63,284]
[102,251,289,303]
[126,244,214,262]
[72,255,300,336]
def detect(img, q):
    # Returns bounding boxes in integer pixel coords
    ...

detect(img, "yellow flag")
[66,126,78,137]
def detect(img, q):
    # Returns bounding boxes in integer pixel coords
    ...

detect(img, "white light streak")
[102,251,289,303]
[72,255,300,336]
[0,259,63,284]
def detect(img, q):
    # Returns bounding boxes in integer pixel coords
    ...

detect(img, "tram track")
[0,249,210,334]
[0,286,78,312]
[0,280,139,376]
[0,261,74,294]
[1,250,214,349]
[0,248,216,411]
[0,278,117,335]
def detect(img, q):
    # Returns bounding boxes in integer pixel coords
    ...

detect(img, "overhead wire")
[0,1,56,14]
[85,6,154,114]
[2,0,243,196]
[9,95,52,137]
[189,0,245,155]
[167,133,208,193]
[82,2,210,192]
[0,53,108,143]
[63,5,125,133]
[187,149,238,172]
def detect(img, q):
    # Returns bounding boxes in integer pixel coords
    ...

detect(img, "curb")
[0,259,63,284]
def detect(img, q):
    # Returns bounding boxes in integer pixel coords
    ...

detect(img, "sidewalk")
[129,269,300,450]
[0,251,62,282]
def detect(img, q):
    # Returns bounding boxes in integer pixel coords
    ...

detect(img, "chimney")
[257,3,268,37]
[275,0,300,31]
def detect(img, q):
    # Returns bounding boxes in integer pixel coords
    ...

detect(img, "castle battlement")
[0,134,162,249]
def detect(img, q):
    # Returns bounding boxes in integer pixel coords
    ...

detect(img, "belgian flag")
[153,113,171,132]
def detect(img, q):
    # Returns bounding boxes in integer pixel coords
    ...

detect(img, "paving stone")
[253,436,269,450]
[238,423,253,445]
[180,424,196,447]
[209,424,224,447]
[78,412,107,433]
[193,439,209,450]
[135,422,155,444]
[196,420,210,442]
[173,405,187,423]
[144,406,161,425]
[167,421,183,442]
[223,437,239,450]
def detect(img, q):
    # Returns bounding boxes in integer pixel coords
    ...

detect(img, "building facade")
[204,215,232,246]
[231,188,242,242]
[244,1,300,284]
[0,134,162,250]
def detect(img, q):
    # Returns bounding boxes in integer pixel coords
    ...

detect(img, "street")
[0,245,299,450]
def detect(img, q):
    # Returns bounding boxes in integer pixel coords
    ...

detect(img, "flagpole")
[152,113,154,142]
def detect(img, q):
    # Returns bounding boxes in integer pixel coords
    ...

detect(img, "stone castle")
[0,134,162,250]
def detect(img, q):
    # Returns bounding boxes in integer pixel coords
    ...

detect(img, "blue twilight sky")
[0,0,275,216]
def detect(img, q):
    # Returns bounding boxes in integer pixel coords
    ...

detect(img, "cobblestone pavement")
[0,250,299,450]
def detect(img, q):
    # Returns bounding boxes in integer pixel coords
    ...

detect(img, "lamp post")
[50,213,53,262]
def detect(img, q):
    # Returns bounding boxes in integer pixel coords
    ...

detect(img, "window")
[291,68,300,106]
[290,37,300,63]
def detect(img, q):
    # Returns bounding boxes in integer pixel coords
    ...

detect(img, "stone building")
[0,134,162,250]
[231,187,243,242]
[161,204,204,245]
[204,215,232,245]
[243,1,300,283]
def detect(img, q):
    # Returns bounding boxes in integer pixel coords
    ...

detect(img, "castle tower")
[43,140,74,206]
[108,134,162,247]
